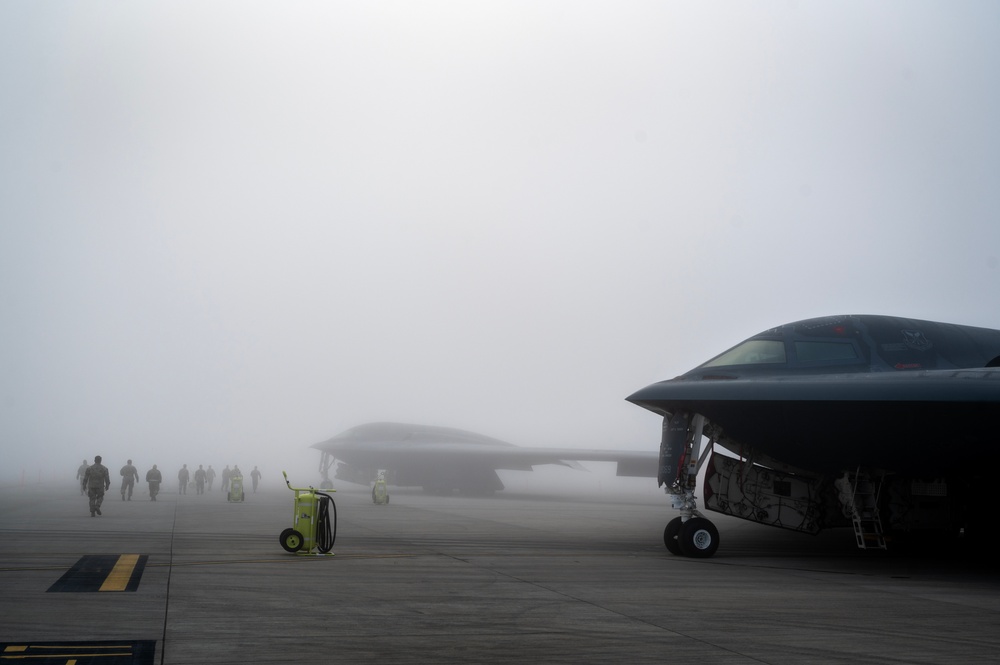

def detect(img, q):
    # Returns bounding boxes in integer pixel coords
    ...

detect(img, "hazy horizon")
[3,2,999,486]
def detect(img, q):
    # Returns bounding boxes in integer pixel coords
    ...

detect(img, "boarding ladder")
[849,469,886,550]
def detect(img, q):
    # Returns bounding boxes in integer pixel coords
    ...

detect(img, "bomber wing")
[627,368,1000,475]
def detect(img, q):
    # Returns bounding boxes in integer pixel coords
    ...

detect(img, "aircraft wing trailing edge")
[312,422,657,495]
[627,314,1000,557]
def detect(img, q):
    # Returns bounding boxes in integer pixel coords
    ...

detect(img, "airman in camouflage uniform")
[146,464,162,501]
[76,460,88,495]
[82,455,111,517]
[120,459,139,500]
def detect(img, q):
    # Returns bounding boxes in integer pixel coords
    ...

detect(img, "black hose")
[314,492,337,553]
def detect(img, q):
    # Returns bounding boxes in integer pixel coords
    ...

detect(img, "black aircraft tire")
[664,517,683,555]
[679,517,720,558]
[279,528,304,553]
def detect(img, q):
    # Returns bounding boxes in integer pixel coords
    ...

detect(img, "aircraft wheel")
[664,517,683,555]
[679,517,719,558]
[279,528,304,553]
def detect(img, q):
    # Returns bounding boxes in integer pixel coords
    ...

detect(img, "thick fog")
[2,3,999,487]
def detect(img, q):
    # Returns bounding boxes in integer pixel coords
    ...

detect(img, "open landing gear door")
[703,452,832,534]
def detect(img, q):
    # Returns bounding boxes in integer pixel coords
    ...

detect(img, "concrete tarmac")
[2,479,1000,664]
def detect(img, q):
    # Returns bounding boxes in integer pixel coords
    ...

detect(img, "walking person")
[194,465,206,495]
[77,460,88,495]
[178,464,190,495]
[82,456,111,517]
[146,464,162,501]
[250,466,262,493]
[120,459,139,501]
[206,465,216,491]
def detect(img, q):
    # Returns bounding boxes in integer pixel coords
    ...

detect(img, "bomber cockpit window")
[699,339,786,368]
[794,341,860,364]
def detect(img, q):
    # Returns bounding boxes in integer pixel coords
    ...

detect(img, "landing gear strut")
[659,412,720,557]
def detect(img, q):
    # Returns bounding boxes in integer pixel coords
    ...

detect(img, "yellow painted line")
[0,654,130,660]
[8,644,135,649]
[0,645,133,659]
[99,554,140,592]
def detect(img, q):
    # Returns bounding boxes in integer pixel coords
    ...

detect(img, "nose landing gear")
[660,412,721,558]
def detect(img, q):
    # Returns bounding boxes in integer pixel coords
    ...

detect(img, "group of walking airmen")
[77,458,264,516]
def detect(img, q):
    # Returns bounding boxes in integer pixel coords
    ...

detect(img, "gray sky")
[2,2,999,482]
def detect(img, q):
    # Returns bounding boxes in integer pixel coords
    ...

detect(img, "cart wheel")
[279,528,304,552]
